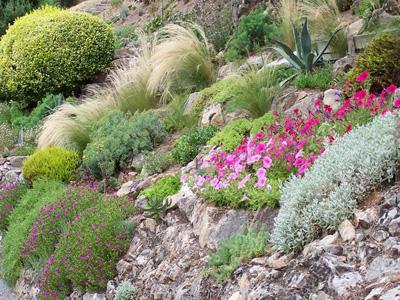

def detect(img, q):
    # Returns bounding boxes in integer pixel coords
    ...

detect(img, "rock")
[382,0,400,14]
[380,285,400,300]
[144,218,157,233]
[105,280,116,300]
[366,257,400,281]
[5,170,19,183]
[365,286,384,300]
[395,88,400,102]
[135,195,148,210]
[9,156,26,168]
[389,217,400,236]
[338,220,356,242]
[347,19,364,37]
[82,293,106,300]
[201,103,225,126]
[323,89,342,112]
[332,56,355,76]
[116,178,151,197]
[218,63,237,80]
[355,207,379,229]
[267,253,292,270]
[309,291,332,300]
[372,229,389,242]
[169,184,198,222]
[228,291,242,300]
[330,272,362,296]
[116,260,132,277]
[130,154,145,172]
[184,92,201,115]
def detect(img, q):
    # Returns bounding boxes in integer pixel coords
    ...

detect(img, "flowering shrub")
[0,182,27,232]
[271,112,400,253]
[2,180,65,285]
[21,186,105,267]
[182,74,400,209]
[38,196,134,299]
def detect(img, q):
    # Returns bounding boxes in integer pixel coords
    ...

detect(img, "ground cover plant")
[2,180,66,285]
[182,73,400,210]
[209,225,269,281]
[0,6,114,105]
[271,111,400,253]
[0,182,28,232]
[140,175,181,200]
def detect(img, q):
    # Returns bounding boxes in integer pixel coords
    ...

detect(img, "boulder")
[347,19,364,37]
[332,56,355,76]
[116,178,151,197]
[330,272,363,296]
[217,63,237,80]
[184,92,201,115]
[201,103,225,126]
[9,156,26,168]
[338,220,356,242]
[323,89,342,112]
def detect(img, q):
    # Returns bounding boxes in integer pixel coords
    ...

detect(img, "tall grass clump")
[300,0,348,57]
[276,0,301,50]
[148,23,215,101]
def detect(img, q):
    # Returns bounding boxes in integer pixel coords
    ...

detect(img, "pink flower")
[356,71,369,83]
[247,154,261,164]
[394,98,400,108]
[298,163,309,175]
[180,174,188,183]
[255,132,264,139]
[210,178,219,187]
[314,98,322,107]
[256,142,267,154]
[255,177,267,188]
[256,168,266,178]
[196,176,206,187]
[386,84,397,94]
[262,156,272,169]
[46,256,54,265]
[238,174,251,189]
[354,90,367,101]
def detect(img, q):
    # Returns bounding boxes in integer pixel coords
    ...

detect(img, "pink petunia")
[196,176,206,187]
[262,156,272,169]
[394,98,400,108]
[256,142,267,154]
[356,71,369,83]
[256,167,266,178]
[255,132,264,139]
[255,176,267,188]
[386,84,397,94]
[238,174,251,189]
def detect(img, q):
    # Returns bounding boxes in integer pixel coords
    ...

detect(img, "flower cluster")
[182,72,399,209]
[0,182,27,232]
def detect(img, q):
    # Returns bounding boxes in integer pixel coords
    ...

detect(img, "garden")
[0,0,399,299]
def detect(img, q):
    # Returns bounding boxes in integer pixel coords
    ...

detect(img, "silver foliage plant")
[115,281,136,300]
[271,113,400,253]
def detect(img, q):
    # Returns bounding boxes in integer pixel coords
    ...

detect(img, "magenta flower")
[262,156,272,169]
[386,84,397,94]
[256,142,267,154]
[46,256,54,265]
[256,168,266,178]
[255,132,264,139]
[394,98,400,108]
[356,71,369,83]
[255,176,267,188]
[196,176,206,187]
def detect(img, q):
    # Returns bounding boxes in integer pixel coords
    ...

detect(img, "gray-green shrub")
[271,113,400,253]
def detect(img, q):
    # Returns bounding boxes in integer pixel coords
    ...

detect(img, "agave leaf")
[270,39,305,70]
[313,28,342,67]
[300,18,312,63]
[291,20,302,56]
[305,52,316,72]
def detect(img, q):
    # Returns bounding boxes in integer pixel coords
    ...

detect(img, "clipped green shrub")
[142,151,174,176]
[115,281,136,300]
[225,8,276,61]
[271,113,400,253]
[0,182,28,232]
[208,119,252,151]
[0,6,115,105]
[38,195,134,298]
[294,64,334,90]
[347,33,400,91]
[2,179,65,285]
[209,226,268,281]
[140,175,181,200]
[172,126,219,166]
[83,110,166,179]
[23,147,81,182]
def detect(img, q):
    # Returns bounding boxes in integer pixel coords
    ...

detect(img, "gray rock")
[338,220,356,242]
[82,293,106,300]
[323,89,342,112]
[267,253,293,270]
[5,170,19,183]
[130,154,145,172]
[184,92,201,115]
[169,184,198,222]
[332,56,355,76]
[372,229,389,242]
[366,257,400,281]
[116,178,151,197]
[347,19,364,37]
[395,88,400,102]
[330,272,362,296]
[9,156,26,168]
[217,63,237,80]
[389,217,400,236]
[355,207,379,229]
[201,103,225,126]
[380,285,400,300]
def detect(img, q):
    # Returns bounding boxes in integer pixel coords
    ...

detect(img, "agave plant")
[271,18,341,73]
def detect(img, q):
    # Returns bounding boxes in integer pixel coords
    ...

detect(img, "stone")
[116,178,151,197]
[116,260,132,277]
[366,257,400,281]
[130,154,145,172]
[285,94,322,116]
[82,293,106,300]
[217,63,237,80]
[355,208,379,229]
[169,184,198,222]
[389,217,400,236]
[144,218,157,233]
[267,253,292,270]
[338,220,355,242]
[323,89,342,112]
[9,156,26,168]
[365,286,384,300]
[135,195,148,210]
[330,272,362,296]
[184,92,201,115]
[395,88,400,102]
[201,103,224,126]
[332,56,355,75]
[372,229,389,242]
[5,170,19,183]
[380,285,400,300]
[309,291,332,300]
[228,291,242,300]
[347,19,364,37]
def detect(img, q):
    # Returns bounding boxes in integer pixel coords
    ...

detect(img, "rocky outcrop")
[106,182,400,300]
[0,156,26,185]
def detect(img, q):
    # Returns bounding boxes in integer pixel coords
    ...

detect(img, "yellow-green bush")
[23,147,81,182]
[0,6,115,105]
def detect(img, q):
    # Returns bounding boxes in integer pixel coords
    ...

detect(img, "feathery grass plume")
[227,64,282,118]
[148,23,216,102]
[38,33,158,152]
[277,0,301,50]
[300,0,348,57]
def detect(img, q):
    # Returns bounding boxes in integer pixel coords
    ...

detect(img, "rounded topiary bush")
[347,33,400,91]
[23,147,81,182]
[0,6,115,105]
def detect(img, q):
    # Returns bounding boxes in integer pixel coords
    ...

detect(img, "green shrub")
[0,183,28,232]
[0,0,32,36]
[347,33,400,91]
[209,226,268,281]
[83,111,166,179]
[250,112,276,135]
[115,281,136,300]
[23,147,81,182]
[142,151,174,176]
[21,186,107,269]
[172,126,219,166]
[38,195,134,298]
[0,6,115,105]
[208,119,252,151]
[225,8,276,61]
[294,64,334,90]
[0,102,24,125]
[14,145,36,156]
[140,175,181,200]
[2,179,65,285]
[271,113,400,253]
[0,123,17,151]
[114,24,138,48]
